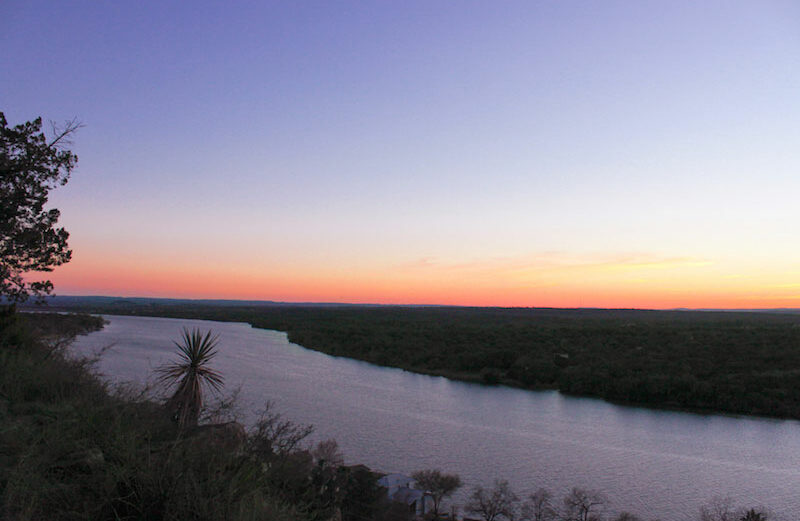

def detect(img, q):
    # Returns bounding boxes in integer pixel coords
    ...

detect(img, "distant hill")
[42,295,392,308]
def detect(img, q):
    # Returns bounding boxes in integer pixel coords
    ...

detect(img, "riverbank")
[40,298,800,421]
[0,312,387,521]
[9,311,791,520]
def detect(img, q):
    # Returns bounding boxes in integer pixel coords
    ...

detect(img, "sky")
[2,1,800,308]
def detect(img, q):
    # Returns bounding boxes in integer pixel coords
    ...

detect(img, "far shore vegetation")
[41,298,800,421]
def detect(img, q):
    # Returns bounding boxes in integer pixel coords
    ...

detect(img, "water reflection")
[72,315,800,521]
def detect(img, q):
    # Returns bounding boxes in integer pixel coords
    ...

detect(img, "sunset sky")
[3,1,800,308]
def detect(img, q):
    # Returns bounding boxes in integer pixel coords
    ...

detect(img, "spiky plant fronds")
[157,328,224,428]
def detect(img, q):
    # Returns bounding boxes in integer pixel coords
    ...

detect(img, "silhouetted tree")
[699,499,770,521]
[1,112,81,306]
[312,438,344,468]
[341,465,383,521]
[562,488,607,521]
[466,480,519,521]
[412,469,462,518]
[698,497,736,521]
[739,510,768,521]
[521,488,556,521]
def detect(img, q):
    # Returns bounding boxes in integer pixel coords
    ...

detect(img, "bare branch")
[48,117,84,149]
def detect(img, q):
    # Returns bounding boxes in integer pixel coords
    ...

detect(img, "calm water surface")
[71,315,800,521]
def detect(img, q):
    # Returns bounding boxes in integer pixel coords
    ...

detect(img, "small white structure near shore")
[378,473,426,517]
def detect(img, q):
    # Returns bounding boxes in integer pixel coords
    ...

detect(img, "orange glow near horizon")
[8,2,800,315]
[44,250,800,310]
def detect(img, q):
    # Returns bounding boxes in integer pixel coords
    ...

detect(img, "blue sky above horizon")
[3,1,800,307]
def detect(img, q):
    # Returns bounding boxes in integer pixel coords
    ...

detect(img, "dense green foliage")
[45,298,800,419]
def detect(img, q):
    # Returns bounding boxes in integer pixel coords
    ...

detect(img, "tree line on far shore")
[44,301,800,422]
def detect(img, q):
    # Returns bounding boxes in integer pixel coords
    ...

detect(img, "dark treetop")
[0,112,79,304]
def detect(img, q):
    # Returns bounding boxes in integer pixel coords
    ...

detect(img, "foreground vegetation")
[0,312,394,521]
[44,298,800,420]
[0,311,780,520]
[459,479,773,521]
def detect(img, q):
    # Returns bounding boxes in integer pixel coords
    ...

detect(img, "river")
[70,314,800,521]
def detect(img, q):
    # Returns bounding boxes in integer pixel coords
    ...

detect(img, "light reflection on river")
[71,315,800,521]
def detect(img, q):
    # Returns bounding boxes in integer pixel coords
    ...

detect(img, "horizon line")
[37,294,800,313]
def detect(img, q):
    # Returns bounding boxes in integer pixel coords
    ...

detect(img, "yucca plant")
[157,328,224,428]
